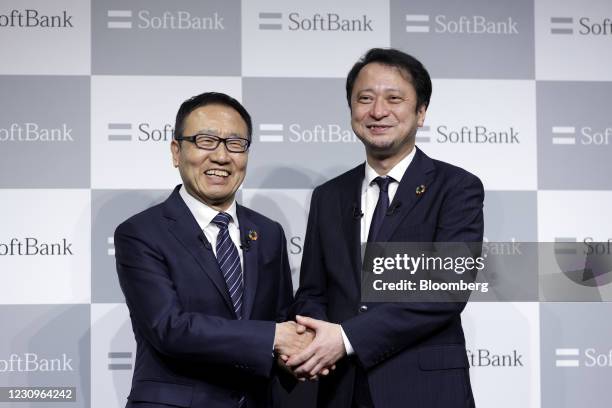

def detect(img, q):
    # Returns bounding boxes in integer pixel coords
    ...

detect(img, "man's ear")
[171,140,180,168]
[416,104,427,127]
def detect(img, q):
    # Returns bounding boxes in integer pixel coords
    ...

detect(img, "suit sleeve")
[342,172,484,369]
[290,187,330,321]
[275,222,295,322]
[114,220,276,378]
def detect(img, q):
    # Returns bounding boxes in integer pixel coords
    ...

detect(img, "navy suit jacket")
[293,148,484,408]
[114,186,294,408]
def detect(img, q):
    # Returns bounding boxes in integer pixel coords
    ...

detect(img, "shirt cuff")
[340,325,355,356]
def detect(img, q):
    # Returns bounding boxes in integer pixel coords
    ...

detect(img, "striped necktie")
[212,212,244,320]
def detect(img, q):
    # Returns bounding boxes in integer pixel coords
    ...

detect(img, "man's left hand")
[286,315,346,378]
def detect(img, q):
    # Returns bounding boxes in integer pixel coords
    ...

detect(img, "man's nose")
[370,97,390,119]
[209,143,231,162]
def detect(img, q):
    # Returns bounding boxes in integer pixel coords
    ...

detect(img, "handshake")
[273,315,346,381]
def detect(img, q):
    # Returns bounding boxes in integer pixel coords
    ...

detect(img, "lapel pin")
[248,230,258,241]
[416,184,426,196]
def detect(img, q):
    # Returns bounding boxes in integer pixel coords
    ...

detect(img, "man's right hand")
[273,321,314,357]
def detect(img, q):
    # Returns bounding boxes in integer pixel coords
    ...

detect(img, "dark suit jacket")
[293,148,484,408]
[114,186,294,408]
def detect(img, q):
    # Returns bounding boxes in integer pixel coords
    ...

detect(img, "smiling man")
[289,49,484,407]
[114,92,310,408]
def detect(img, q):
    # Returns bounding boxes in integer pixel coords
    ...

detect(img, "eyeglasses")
[175,133,251,153]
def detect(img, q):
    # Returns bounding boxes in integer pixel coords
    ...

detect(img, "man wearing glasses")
[114,92,309,408]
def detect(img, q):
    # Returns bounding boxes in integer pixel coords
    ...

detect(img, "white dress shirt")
[179,186,244,271]
[341,147,417,355]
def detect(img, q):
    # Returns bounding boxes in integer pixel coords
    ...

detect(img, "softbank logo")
[107,237,115,256]
[415,124,520,144]
[107,10,132,29]
[258,123,284,143]
[416,126,431,143]
[551,125,612,145]
[106,122,174,142]
[257,11,373,31]
[555,348,580,367]
[551,126,576,145]
[258,12,282,30]
[0,123,73,142]
[0,353,73,372]
[105,9,224,30]
[107,351,132,370]
[554,237,577,255]
[107,123,133,142]
[257,122,357,143]
[550,17,573,35]
[550,16,612,36]
[0,9,73,28]
[405,13,518,34]
[555,348,612,368]
[405,15,430,33]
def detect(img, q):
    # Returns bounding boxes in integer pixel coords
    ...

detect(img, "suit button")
[359,305,368,313]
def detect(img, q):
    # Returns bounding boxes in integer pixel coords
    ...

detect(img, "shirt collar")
[364,146,416,187]
[179,185,239,231]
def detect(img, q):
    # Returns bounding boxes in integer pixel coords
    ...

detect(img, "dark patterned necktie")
[212,212,244,320]
[367,176,393,242]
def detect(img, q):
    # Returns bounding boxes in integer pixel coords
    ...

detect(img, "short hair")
[174,92,252,140]
[345,48,432,112]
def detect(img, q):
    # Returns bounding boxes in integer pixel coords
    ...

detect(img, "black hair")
[174,92,252,140]
[345,48,432,112]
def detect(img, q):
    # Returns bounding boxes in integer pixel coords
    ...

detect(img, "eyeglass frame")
[174,133,251,153]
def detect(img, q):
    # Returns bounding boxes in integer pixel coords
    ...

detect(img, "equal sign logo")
[416,125,431,143]
[555,237,577,255]
[258,123,284,143]
[107,10,133,29]
[108,351,133,370]
[550,17,574,35]
[555,348,580,367]
[551,126,576,145]
[258,12,283,30]
[405,14,430,33]
[107,236,115,256]
[107,123,133,142]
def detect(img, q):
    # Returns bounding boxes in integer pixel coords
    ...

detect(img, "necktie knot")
[212,212,232,229]
[373,176,393,193]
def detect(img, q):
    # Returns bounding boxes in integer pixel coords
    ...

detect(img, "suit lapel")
[236,205,258,320]
[376,148,436,242]
[339,164,366,287]
[163,186,235,315]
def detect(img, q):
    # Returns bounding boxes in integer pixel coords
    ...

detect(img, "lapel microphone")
[199,233,212,250]
[240,234,251,252]
[352,203,364,219]
[386,201,402,216]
